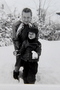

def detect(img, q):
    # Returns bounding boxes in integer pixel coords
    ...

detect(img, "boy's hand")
[16,23,24,36]
[13,50,20,56]
[32,51,38,59]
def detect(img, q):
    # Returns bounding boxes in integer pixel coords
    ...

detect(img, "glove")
[32,51,38,59]
[13,50,20,56]
[13,70,19,80]
[16,23,24,36]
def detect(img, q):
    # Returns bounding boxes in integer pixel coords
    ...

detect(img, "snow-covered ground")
[0,39,60,84]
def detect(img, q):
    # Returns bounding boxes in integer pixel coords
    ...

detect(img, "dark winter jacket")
[12,20,39,50]
[19,39,41,62]
[12,20,29,42]
[12,20,38,42]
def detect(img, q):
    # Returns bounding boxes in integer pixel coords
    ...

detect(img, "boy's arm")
[19,41,26,55]
[12,20,21,40]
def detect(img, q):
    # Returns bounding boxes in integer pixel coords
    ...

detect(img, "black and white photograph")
[0,0,60,87]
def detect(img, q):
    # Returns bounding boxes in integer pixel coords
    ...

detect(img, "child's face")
[28,32,36,39]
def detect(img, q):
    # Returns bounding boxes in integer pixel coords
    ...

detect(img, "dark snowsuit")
[15,38,41,83]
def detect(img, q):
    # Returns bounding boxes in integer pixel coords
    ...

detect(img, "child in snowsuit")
[13,27,41,84]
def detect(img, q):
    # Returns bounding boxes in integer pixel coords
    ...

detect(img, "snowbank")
[37,39,60,84]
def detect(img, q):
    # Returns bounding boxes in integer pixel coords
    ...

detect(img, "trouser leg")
[27,62,38,84]
[22,61,29,84]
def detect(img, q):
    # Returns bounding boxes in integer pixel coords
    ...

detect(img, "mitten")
[29,23,33,27]
[32,51,38,59]
[13,70,19,80]
[16,23,24,36]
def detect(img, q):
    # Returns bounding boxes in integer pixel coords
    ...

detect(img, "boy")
[13,27,41,84]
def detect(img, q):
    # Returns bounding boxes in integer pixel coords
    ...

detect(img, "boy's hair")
[22,8,32,16]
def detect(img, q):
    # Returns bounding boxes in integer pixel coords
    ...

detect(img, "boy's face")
[28,32,36,39]
[22,12,32,24]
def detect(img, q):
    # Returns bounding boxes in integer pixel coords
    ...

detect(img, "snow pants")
[15,55,38,84]
[22,61,38,84]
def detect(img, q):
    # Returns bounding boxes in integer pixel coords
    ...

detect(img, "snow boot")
[23,78,29,84]
[13,70,19,81]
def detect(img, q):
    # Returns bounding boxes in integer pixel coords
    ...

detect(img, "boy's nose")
[25,18,28,22]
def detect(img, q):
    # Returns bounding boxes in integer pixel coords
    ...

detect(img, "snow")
[0,39,60,84]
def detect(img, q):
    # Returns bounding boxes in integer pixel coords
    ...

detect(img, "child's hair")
[22,8,32,16]
[29,27,38,35]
